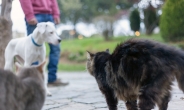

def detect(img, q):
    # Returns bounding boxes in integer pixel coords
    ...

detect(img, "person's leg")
[45,14,60,83]
[47,44,60,82]
[46,14,68,86]
[25,19,36,36]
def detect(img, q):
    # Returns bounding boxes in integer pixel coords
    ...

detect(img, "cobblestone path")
[42,72,184,110]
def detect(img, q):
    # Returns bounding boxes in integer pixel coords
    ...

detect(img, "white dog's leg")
[4,59,14,71]
[44,71,52,96]
[41,61,52,96]
[4,44,15,71]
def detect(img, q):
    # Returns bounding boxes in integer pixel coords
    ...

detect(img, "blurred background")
[1,0,184,71]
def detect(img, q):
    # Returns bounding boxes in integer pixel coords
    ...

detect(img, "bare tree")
[93,15,115,41]
[0,0,12,68]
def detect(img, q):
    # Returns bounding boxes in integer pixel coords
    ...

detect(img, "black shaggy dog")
[86,38,184,110]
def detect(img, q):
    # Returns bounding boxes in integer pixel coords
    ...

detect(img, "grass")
[45,33,181,71]
[61,33,165,55]
[62,37,125,54]
[58,63,86,72]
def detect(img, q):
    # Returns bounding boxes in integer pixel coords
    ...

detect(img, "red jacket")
[19,0,60,21]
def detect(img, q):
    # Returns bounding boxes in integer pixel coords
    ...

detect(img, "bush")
[129,9,140,32]
[160,0,184,42]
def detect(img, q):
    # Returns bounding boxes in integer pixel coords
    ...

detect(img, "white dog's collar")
[31,36,42,47]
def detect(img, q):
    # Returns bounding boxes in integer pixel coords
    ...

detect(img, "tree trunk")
[0,0,12,69]
[103,30,109,41]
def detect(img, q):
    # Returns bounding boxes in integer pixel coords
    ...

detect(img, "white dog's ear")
[15,62,22,73]
[47,22,55,26]
[37,22,47,34]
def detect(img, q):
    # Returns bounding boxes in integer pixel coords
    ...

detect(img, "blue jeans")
[25,14,61,83]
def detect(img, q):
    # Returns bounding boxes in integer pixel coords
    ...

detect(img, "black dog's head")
[86,49,118,110]
[86,49,110,77]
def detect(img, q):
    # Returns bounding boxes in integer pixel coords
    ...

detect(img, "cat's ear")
[37,60,46,74]
[15,62,22,73]
[86,51,94,60]
[105,49,110,54]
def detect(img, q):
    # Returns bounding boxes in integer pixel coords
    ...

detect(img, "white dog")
[4,22,61,96]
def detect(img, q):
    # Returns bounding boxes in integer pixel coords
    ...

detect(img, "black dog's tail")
[175,69,184,93]
[145,39,184,92]
[172,49,184,92]
[175,62,184,92]
[145,39,184,93]
[118,38,184,93]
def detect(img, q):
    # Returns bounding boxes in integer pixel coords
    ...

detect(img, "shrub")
[160,0,184,42]
[129,9,140,32]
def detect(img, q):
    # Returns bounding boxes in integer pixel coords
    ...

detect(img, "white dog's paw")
[47,91,52,97]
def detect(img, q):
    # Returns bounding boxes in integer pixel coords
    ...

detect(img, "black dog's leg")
[139,93,155,110]
[126,100,138,110]
[139,69,173,110]
[157,92,171,110]
[99,87,118,110]
[105,91,118,110]
[138,88,156,110]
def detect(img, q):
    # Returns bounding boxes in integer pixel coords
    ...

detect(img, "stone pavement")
[42,71,184,110]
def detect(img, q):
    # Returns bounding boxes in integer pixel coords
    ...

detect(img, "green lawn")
[45,33,182,71]
[61,34,164,55]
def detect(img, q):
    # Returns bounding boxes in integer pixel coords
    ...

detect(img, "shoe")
[48,78,69,87]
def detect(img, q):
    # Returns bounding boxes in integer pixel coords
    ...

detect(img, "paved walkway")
[42,72,184,110]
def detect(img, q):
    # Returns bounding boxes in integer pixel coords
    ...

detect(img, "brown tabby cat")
[0,61,46,110]
[87,39,184,110]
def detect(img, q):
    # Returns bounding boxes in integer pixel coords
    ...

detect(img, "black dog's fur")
[87,39,184,110]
